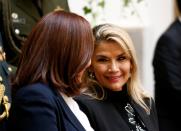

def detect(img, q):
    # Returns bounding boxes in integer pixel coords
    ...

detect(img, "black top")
[75,87,159,131]
[104,88,147,131]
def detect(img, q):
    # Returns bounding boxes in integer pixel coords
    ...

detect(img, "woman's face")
[91,41,131,91]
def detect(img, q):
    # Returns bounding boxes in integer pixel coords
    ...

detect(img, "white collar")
[60,93,94,131]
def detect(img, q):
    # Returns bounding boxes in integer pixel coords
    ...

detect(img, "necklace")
[125,103,147,131]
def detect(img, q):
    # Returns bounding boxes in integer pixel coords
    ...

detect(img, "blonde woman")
[75,24,159,131]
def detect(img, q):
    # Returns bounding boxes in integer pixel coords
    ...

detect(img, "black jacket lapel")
[131,100,154,131]
[56,94,86,131]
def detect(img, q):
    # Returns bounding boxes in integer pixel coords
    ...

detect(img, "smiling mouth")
[106,76,121,82]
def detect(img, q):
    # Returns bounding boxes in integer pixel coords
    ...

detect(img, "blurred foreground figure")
[7,10,94,131]
[0,1,69,130]
[153,0,181,130]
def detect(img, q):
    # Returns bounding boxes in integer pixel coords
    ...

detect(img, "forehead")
[94,41,124,54]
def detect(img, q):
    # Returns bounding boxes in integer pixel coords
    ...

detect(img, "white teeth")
[108,76,120,80]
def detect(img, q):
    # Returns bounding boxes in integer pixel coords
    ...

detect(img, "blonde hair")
[86,23,151,114]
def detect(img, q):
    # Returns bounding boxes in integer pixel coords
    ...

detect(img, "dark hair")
[177,0,181,13]
[12,10,94,96]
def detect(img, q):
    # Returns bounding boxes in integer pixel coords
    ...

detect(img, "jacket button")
[15,29,20,35]
[11,12,18,19]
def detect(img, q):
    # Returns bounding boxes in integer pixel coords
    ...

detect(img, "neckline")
[104,86,129,103]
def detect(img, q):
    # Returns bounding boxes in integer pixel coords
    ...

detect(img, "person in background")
[7,10,94,131]
[0,33,12,131]
[75,24,159,131]
[0,0,70,66]
[153,0,181,130]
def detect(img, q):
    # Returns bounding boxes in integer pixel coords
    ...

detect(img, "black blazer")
[153,19,181,131]
[7,83,86,131]
[75,95,159,131]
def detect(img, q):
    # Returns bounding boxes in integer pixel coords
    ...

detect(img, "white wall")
[142,0,174,97]
[68,0,175,97]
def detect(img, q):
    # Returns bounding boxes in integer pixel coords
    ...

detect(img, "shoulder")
[14,83,57,105]
[74,94,114,116]
[8,83,62,130]
[16,83,54,95]
[10,83,59,119]
[75,95,93,108]
[158,20,181,46]
[75,94,100,107]
[154,25,181,57]
[74,95,114,130]
[163,19,180,35]
[75,94,104,113]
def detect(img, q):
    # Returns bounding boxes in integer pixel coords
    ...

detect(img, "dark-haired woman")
[7,11,94,131]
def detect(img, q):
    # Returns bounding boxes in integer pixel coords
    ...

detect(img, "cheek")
[124,63,132,76]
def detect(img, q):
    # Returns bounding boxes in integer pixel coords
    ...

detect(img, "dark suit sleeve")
[153,34,181,91]
[8,85,59,131]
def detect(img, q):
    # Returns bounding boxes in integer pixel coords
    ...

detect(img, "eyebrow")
[96,52,126,57]
[95,54,107,57]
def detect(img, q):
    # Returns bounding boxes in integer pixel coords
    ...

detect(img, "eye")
[117,56,127,61]
[97,58,108,62]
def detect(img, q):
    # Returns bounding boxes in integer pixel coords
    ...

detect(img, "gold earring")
[89,71,95,79]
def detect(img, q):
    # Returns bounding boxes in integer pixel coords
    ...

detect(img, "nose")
[108,61,119,72]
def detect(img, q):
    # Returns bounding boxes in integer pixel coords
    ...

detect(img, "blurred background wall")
[68,0,175,97]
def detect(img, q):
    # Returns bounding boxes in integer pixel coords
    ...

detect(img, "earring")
[89,71,95,79]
